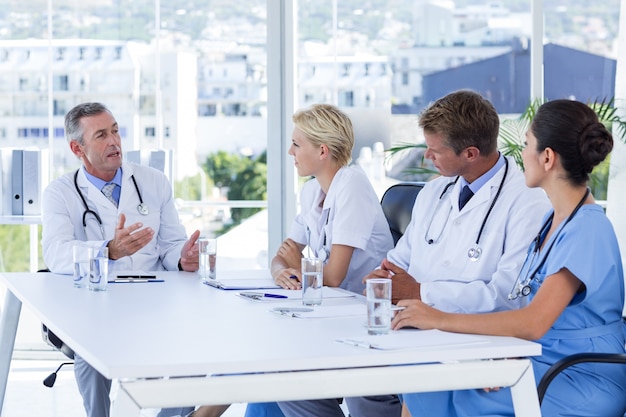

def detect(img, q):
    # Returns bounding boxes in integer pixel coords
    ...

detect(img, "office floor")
[3,359,248,417]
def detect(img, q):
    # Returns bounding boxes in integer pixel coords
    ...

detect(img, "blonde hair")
[292,104,354,167]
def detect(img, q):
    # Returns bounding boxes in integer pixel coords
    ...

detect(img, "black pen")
[108,278,164,283]
[116,275,157,279]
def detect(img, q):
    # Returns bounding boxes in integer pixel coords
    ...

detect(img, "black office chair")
[38,268,75,387]
[380,182,425,245]
[41,324,75,360]
[537,317,626,416]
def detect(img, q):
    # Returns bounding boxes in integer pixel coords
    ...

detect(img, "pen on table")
[391,303,433,311]
[339,339,373,349]
[108,278,165,283]
[240,292,288,299]
[116,275,157,280]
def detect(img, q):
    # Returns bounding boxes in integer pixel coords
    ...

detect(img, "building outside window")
[0,0,623,360]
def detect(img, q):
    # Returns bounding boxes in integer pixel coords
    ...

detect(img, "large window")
[0,0,623,345]
[295,1,621,162]
[0,0,270,274]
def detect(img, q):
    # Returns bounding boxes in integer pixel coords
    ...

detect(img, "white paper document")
[239,286,357,302]
[336,329,489,351]
[271,302,364,318]
[204,269,280,290]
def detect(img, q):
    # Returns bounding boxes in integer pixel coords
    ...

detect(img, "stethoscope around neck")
[424,157,509,262]
[74,169,149,238]
[508,187,590,300]
[306,208,330,262]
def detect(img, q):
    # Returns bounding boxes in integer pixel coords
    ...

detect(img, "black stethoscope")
[424,157,509,262]
[74,170,149,237]
[508,187,590,300]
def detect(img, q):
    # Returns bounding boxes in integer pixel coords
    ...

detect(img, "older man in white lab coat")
[41,102,199,417]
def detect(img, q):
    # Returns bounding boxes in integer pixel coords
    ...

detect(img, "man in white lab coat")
[41,102,200,417]
[277,90,551,417]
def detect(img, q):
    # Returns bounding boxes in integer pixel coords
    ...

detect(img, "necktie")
[102,183,118,208]
[459,185,474,210]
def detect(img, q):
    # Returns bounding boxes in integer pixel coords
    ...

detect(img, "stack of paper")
[204,269,280,290]
[238,286,357,302]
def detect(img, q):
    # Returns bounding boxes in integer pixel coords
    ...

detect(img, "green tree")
[227,152,267,225]
[204,150,250,188]
[202,150,267,233]
[175,171,213,201]
[0,225,42,272]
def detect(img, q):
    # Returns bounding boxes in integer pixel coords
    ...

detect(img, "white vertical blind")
[267,0,297,260]
[605,0,626,315]
[530,0,544,101]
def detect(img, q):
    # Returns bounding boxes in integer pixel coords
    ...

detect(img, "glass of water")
[72,242,92,288]
[88,246,109,292]
[198,238,217,283]
[366,278,392,335]
[301,257,323,306]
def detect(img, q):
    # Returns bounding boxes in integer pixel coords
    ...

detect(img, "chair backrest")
[380,182,425,245]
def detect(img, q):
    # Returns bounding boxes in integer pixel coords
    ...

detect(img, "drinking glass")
[72,242,91,288]
[366,278,392,335]
[198,238,217,283]
[301,257,323,306]
[88,246,109,292]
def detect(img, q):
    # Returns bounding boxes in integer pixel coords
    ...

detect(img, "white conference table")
[0,271,543,416]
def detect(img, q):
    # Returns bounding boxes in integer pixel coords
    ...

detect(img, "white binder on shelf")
[11,149,23,215]
[0,148,48,216]
[22,149,43,215]
[0,149,12,215]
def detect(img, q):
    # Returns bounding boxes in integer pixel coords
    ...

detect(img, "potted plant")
[499,97,626,200]
[386,97,626,200]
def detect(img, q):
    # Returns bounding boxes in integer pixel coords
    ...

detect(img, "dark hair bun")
[578,122,613,173]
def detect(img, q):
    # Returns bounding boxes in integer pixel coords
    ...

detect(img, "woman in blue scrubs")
[392,99,626,417]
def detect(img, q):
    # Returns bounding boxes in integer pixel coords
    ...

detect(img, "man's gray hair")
[64,102,112,145]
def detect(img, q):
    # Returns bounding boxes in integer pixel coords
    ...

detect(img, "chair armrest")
[537,352,626,404]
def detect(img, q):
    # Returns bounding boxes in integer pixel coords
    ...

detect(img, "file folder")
[22,149,41,215]
[0,149,12,215]
[11,149,23,215]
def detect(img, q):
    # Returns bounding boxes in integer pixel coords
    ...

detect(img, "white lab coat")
[289,166,394,293]
[388,157,551,313]
[42,162,187,274]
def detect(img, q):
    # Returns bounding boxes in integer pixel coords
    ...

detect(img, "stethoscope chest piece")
[318,247,328,263]
[467,246,482,261]
[137,202,149,216]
